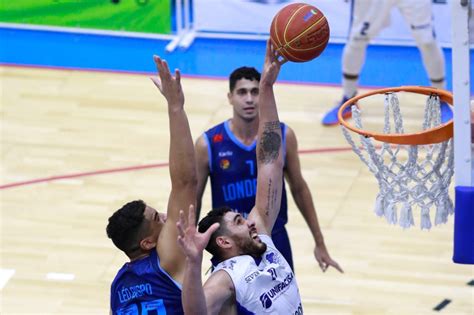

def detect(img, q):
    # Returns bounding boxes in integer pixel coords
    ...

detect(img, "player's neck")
[129,251,150,262]
[229,117,259,145]
[217,248,243,264]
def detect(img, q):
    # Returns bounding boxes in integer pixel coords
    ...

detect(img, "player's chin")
[255,242,267,255]
[242,112,257,120]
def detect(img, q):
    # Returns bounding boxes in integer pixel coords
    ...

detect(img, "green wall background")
[0,0,171,34]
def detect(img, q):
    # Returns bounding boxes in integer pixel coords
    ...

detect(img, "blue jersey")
[204,120,289,233]
[110,250,183,315]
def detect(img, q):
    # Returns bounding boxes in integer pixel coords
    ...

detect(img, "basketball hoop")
[338,86,454,229]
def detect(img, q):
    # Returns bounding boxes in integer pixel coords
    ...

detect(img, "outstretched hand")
[260,39,284,87]
[151,55,185,108]
[177,205,220,262]
[314,245,344,273]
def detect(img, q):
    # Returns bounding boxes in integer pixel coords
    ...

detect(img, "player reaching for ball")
[177,40,304,315]
[107,56,194,315]
[194,64,342,272]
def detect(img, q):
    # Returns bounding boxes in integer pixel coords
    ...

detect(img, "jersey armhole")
[152,251,183,290]
[212,265,244,303]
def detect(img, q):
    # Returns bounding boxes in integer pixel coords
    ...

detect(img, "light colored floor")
[1,66,472,314]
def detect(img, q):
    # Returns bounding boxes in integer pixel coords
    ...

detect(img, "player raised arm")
[177,205,224,315]
[151,55,197,278]
[249,40,284,235]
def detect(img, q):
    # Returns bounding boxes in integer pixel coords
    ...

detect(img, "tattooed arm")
[249,40,285,236]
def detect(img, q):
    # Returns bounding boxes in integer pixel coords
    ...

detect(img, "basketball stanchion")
[338,86,455,229]
[166,0,194,52]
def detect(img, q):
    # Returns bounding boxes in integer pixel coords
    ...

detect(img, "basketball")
[270,3,330,62]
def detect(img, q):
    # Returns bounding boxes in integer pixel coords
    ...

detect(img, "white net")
[341,93,454,229]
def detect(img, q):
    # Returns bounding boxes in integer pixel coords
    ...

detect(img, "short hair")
[229,67,261,92]
[198,206,234,259]
[106,200,149,257]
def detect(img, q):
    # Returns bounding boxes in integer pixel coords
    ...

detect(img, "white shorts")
[350,0,435,44]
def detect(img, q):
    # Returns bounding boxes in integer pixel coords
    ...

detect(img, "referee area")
[1,1,473,314]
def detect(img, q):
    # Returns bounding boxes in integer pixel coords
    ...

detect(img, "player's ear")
[216,235,232,249]
[139,236,157,251]
[227,91,233,104]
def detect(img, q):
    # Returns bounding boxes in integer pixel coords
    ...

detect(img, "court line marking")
[46,272,75,281]
[0,163,169,190]
[0,147,352,190]
[0,269,15,290]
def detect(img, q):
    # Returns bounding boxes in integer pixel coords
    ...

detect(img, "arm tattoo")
[258,121,281,164]
[265,178,279,216]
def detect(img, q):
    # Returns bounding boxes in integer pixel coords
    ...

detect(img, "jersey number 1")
[246,160,255,176]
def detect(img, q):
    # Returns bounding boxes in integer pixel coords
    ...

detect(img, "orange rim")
[337,86,453,145]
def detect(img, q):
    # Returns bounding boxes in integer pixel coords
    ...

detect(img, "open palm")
[151,55,185,108]
[177,205,219,262]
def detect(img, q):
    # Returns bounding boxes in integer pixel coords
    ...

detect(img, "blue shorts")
[271,227,294,270]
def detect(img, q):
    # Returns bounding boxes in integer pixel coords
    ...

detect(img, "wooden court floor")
[1,65,472,314]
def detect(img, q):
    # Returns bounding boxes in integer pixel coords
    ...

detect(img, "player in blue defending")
[106,56,196,315]
[177,40,303,314]
[195,69,342,273]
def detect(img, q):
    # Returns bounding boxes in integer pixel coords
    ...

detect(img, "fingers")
[266,38,287,66]
[159,60,170,81]
[329,261,344,273]
[203,222,220,244]
[207,222,220,235]
[177,235,185,249]
[318,261,327,272]
[188,204,195,228]
[266,39,276,63]
[175,69,181,84]
[318,257,344,273]
[176,210,186,236]
[153,55,171,79]
[153,55,163,74]
[150,77,162,91]
[266,39,272,59]
[153,55,183,89]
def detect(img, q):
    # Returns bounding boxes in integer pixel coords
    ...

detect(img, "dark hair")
[106,200,149,257]
[198,206,233,258]
[229,67,261,92]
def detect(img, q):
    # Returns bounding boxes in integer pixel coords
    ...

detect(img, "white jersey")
[213,235,303,314]
[351,0,435,44]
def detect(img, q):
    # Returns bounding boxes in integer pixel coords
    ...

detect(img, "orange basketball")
[270,3,330,62]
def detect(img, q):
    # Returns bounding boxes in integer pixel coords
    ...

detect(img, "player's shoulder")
[205,121,226,135]
[202,120,231,149]
[196,121,226,148]
[214,256,255,277]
